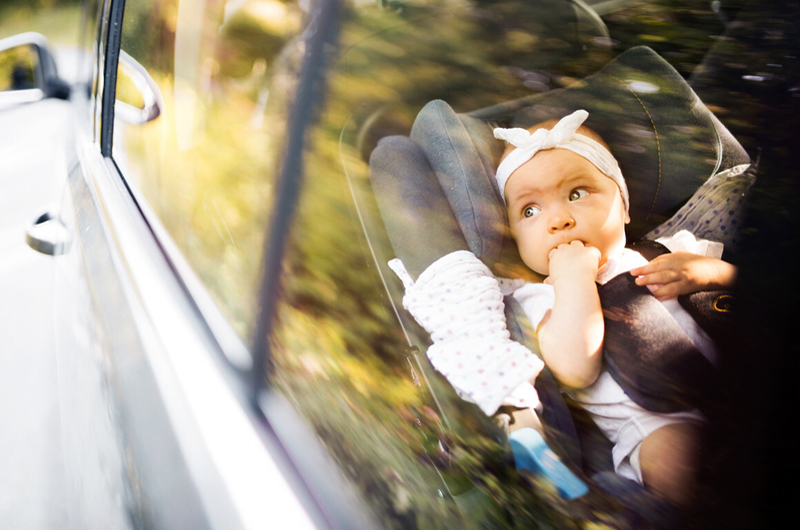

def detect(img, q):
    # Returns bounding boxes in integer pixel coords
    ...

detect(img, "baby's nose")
[548,211,575,232]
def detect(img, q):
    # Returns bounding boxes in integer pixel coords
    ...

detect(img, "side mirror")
[0,32,70,108]
[115,50,164,125]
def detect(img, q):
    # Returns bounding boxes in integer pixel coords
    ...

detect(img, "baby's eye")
[523,205,541,218]
[569,189,589,201]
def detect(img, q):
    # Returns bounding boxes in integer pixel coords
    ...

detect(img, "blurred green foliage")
[0,0,77,10]
[0,44,38,91]
[115,0,308,341]
[0,0,81,43]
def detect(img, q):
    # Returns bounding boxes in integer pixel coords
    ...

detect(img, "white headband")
[493,110,629,212]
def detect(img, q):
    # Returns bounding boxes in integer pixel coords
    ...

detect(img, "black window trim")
[100,0,125,157]
[251,3,387,522]
[251,0,345,399]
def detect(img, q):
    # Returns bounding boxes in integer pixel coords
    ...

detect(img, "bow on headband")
[493,109,629,212]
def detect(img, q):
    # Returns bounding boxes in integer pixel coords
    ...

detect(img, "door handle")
[25,210,71,256]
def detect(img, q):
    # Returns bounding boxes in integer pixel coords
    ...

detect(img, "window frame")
[92,0,428,526]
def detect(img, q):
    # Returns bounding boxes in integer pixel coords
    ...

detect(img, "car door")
[0,28,75,530]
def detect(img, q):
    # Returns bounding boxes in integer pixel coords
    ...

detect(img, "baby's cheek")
[514,229,549,276]
[529,256,550,277]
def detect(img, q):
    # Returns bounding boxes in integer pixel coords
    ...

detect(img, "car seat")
[367,45,753,517]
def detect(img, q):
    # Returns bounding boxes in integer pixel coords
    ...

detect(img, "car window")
[263,0,788,527]
[105,0,791,527]
[265,0,620,527]
[113,0,308,341]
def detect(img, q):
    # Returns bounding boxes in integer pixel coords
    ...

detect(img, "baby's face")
[504,148,630,276]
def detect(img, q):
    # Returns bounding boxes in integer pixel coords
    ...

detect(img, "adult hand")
[630,252,737,301]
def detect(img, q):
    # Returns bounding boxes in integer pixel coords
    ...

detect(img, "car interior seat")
[366,45,754,516]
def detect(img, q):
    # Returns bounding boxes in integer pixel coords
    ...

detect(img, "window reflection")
[115,0,307,341]
[0,45,39,91]
[267,1,617,527]
[111,0,777,527]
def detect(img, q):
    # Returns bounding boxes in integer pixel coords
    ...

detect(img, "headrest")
[408,101,507,265]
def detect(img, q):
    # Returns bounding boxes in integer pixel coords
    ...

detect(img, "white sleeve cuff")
[657,229,724,259]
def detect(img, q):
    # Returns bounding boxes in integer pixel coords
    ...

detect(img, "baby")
[494,110,736,506]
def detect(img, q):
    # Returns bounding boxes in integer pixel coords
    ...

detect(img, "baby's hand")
[630,252,737,301]
[546,241,600,285]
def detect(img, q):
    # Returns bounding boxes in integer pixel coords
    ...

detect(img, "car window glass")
[266,0,618,527]
[263,0,785,526]
[114,0,307,341]
[106,0,783,526]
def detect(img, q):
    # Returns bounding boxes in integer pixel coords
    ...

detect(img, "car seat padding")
[487,46,750,239]
[368,45,750,477]
[409,101,506,266]
[393,47,750,279]
[370,135,470,280]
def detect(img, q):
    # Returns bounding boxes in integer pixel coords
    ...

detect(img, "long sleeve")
[389,251,544,415]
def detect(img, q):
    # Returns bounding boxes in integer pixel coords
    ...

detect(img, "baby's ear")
[624,210,631,224]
